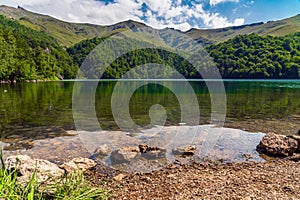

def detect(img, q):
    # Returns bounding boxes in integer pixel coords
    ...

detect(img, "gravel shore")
[98,159,300,199]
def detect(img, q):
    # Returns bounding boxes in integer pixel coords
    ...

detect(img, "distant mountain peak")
[0,5,299,46]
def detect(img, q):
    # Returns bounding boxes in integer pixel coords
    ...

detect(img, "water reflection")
[0,80,299,168]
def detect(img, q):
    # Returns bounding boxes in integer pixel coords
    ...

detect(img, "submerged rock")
[60,157,96,174]
[138,144,166,159]
[4,140,34,151]
[94,144,111,157]
[111,146,140,164]
[5,155,64,183]
[287,135,300,153]
[256,132,298,157]
[172,145,197,156]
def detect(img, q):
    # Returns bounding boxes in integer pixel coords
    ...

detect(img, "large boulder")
[110,146,140,164]
[5,155,64,183]
[287,135,300,153]
[256,132,298,157]
[60,157,96,174]
[172,145,197,156]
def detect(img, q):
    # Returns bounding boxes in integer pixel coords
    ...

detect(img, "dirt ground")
[96,159,300,199]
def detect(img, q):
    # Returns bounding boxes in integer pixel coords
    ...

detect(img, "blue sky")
[1,0,299,31]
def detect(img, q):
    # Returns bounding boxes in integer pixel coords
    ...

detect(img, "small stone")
[138,144,148,153]
[172,145,197,156]
[60,157,96,174]
[287,135,300,152]
[282,185,294,192]
[138,145,166,159]
[110,146,140,164]
[167,174,175,178]
[242,154,253,160]
[4,140,34,151]
[113,173,126,182]
[142,147,166,159]
[94,144,111,157]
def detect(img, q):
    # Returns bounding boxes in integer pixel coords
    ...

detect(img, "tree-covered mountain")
[67,32,300,79]
[67,36,204,79]
[0,15,77,81]
[0,5,299,81]
[208,33,300,78]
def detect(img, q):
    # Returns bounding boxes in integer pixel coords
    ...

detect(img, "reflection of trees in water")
[0,81,299,140]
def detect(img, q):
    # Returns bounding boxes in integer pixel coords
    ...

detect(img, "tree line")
[67,32,300,79]
[0,14,299,80]
[0,15,77,81]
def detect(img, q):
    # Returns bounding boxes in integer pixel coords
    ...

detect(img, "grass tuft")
[0,151,109,200]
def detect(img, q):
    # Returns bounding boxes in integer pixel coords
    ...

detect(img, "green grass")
[49,170,109,200]
[0,153,109,200]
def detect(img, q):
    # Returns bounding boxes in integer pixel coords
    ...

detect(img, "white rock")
[5,155,64,183]
[60,157,96,174]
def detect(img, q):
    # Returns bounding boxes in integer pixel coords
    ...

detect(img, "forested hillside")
[208,33,300,78]
[0,7,299,81]
[67,37,206,79]
[0,15,77,81]
[67,32,300,79]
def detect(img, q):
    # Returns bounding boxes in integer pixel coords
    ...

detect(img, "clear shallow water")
[1,80,299,171]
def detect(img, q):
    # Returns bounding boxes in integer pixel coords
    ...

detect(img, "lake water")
[1,80,299,134]
[0,80,299,171]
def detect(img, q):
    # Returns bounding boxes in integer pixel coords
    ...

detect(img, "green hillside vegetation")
[208,32,300,78]
[0,5,106,47]
[0,6,299,47]
[67,37,206,79]
[0,15,77,81]
[0,5,146,47]
[67,32,300,79]
[0,5,299,81]
[186,14,300,43]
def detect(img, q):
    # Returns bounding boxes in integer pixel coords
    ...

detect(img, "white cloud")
[210,0,239,6]
[201,13,244,28]
[0,0,244,31]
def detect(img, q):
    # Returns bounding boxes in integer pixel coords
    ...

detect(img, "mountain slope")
[67,32,300,79]
[208,33,300,78]
[0,15,77,81]
[0,5,149,47]
[0,5,299,47]
[186,14,300,43]
[0,5,299,81]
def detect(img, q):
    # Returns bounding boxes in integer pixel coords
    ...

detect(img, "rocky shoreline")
[2,131,300,199]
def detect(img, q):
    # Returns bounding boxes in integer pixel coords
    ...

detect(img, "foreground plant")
[0,152,108,200]
[49,170,109,200]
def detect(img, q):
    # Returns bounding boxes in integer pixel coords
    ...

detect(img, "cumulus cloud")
[0,0,245,31]
[209,0,239,6]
